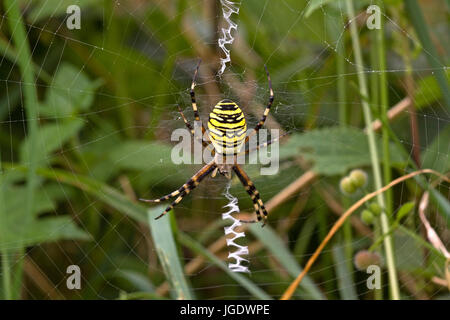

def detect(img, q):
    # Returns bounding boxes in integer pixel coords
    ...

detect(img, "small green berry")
[369,202,382,215]
[349,169,367,188]
[340,176,356,195]
[361,209,374,225]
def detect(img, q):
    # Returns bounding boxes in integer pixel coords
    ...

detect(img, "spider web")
[0,0,448,300]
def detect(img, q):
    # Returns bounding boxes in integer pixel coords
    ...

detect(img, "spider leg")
[244,65,274,144]
[190,59,207,136]
[141,162,217,219]
[177,105,214,153]
[237,132,288,156]
[154,192,186,220]
[232,164,269,226]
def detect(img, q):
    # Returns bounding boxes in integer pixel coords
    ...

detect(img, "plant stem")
[328,7,354,281]
[376,0,393,218]
[337,29,347,126]
[0,147,12,299]
[345,0,400,300]
[5,0,40,298]
[369,21,383,301]
[1,250,12,300]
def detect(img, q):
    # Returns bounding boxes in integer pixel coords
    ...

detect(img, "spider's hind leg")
[232,164,268,227]
[141,162,217,220]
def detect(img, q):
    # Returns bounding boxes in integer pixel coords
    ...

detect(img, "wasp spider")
[141,62,274,226]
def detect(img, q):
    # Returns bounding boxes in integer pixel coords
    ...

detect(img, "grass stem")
[5,0,41,298]
[344,0,400,300]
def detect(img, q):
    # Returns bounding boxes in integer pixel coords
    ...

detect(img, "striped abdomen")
[208,99,247,155]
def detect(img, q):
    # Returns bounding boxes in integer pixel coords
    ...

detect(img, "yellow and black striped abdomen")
[208,99,247,155]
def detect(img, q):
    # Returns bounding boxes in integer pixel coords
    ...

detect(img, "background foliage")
[0,0,449,300]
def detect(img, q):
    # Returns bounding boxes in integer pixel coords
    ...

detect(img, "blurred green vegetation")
[0,0,449,300]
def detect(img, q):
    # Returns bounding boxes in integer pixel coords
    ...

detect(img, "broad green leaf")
[112,270,155,293]
[108,140,193,189]
[422,125,450,173]
[305,0,368,18]
[148,207,194,300]
[40,62,103,117]
[0,183,89,251]
[395,201,415,222]
[305,0,346,17]
[16,216,90,248]
[332,245,358,300]
[414,70,450,109]
[250,224,325,300]
[32,166,148,223]
[20,118,85,166]
[394,231,423,271]
[19,165,274,299]
[280,126,404,176]
[178,231,272,300]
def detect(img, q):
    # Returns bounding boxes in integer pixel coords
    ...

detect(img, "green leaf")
[332,245,358,300]
[414,70,450,109]
[108,140,193,189]
[305,0,346,17]
[148,207,194,300]
[395,201,415,222]
[404,0,450,109]
[112,270,155,293]
[20,118,85,165]
[17,216,91,248]
[33,167,148,223]
[422,125,450,173]
[0,183,89,251]
[16,165,274,299]
[394,230,423,271]
[40,63,103,117]
[305,0,368,18]
[178,231,272,300]
[249,224,325,300]
[280,126,404,176]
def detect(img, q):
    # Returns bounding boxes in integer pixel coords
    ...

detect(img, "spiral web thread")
[217,0,240,76]
[222,182,249,273]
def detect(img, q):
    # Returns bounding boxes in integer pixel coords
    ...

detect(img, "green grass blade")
[178,231,272,300]
[4,0,41,298]
[10,165,271,299]
[0,149,12,299]
[148,207,194,300]
[404,0,450,108]
[332,245,358,300]
[0,36,51,83]
[249,224,325,300]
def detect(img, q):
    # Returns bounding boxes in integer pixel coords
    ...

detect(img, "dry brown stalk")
[280,169,449,300]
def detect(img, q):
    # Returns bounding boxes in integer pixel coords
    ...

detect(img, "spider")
[141,61,275,226]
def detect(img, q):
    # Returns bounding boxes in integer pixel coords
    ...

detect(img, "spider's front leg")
[140,162,217,219]
[232,164,268,227]
[244,65,274,145]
